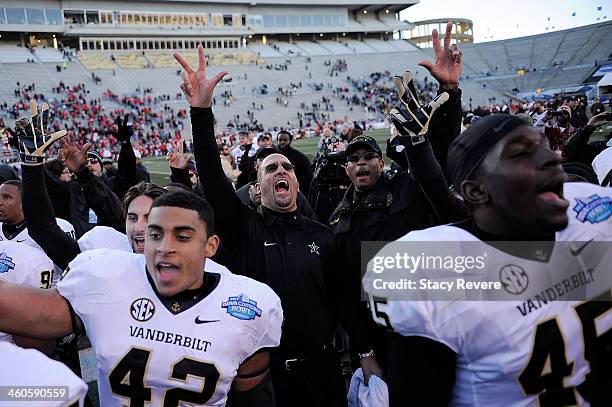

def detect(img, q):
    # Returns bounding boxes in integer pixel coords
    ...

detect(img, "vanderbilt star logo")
[308,242,319,255]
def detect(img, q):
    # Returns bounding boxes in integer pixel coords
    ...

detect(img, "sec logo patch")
[131,298,156,322]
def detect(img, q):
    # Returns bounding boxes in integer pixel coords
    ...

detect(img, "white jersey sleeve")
[77,226,131,252]
[56,218,76,240]
[0,241,54,289]
[0,341,88,407]
[220,274,284,363]
[56,249,126,323]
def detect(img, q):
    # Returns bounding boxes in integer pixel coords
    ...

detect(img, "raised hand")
[389,71,449,145]
[115,114,134,144]
[417,21,462,87]
[586,111,609,130]
[166,138,192,169]
[15,100,67,165]
[173,45,228,108]
[58,134,92,173]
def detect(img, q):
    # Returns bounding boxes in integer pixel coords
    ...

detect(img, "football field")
[142,128,391,186]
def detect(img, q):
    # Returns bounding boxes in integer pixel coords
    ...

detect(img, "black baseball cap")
[257,133,272,142]
[345,135,382,157]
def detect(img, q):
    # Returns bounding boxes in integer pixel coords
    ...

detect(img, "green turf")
[142,128,392,186]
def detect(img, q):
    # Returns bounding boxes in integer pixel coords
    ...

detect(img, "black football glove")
[116,114,134,144]
[389,71,448,145]
[15,100,66,165]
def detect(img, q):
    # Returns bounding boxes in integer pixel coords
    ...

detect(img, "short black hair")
[150,190,214,236]
[123,182,166,213]
[1,179,21,194]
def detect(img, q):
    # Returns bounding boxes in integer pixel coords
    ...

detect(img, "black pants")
[271,349,347,407]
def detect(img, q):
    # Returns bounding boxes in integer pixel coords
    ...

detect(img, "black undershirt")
[145,270,221,314]
[2,220,27,240]
[454,218,556,262]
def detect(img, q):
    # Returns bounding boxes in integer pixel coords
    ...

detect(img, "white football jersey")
[77,226,132,252]
[0,241,54,343]
[0,341,88,407]
[57,249,282,406]
[0,218,75,249]
[0,218,75,285]
[366,182,612,406]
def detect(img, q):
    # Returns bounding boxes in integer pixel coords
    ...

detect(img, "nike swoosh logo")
[15,239,26,243]
[569,239,593,257]
[264,242,277,247]
[195,317,220,324]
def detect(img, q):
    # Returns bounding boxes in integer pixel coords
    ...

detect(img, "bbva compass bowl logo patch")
[0,252,15,273]
[573,194,612,224]
[222,294,262,321]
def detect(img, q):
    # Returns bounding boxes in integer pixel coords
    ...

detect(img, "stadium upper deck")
[0,0,416,51]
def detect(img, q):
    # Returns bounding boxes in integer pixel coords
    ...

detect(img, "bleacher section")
[319,41,354,55]
[114,54,149,69]
[146,53,178,69]
[34,48,64,63]
[1,21,611,128]
[389,40,420,52]
[248,44,283,58]
[273,42,305,56]
[342,40,377,54]
[293,41,332,56]
[78,53,117,70]
[0,46,33,63]
[364,39,401,53]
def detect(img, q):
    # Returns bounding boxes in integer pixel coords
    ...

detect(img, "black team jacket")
[191,106,370,354]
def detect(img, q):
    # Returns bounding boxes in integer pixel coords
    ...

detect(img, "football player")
[0,180,75,244]
[0,190,283,406]
[0,241,55,355]
[0,180,74,284]
[0,341,88,407]
[366,115,611,405]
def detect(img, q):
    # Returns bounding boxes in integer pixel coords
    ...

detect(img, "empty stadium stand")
[0,46,33,63]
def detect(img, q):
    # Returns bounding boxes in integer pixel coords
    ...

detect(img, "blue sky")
[400,0,609,42]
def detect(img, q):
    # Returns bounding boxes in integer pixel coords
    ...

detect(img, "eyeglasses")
[61,169,72,175]
[264,162,295,173]
[87,158,99,165]
[347,152,379,163]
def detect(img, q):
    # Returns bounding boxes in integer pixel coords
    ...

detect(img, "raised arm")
[16,100,82,269]
[112,114,138,199]
[389,71,467,223]
[0,281,78,339]
[174,47,250,250]
[22,165,82,270]
[417,21,464,173]
[59,136,125,232]
[167,138,194,190]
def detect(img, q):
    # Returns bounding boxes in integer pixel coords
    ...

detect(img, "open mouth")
[132,236,145,252]
[274,179,290,192]
[356,169,370,178]
[537,179,568,205]
[156,262,179,283]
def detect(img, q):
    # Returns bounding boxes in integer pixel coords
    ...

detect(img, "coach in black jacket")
[328,23,469,374]
[176,47,381,407]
